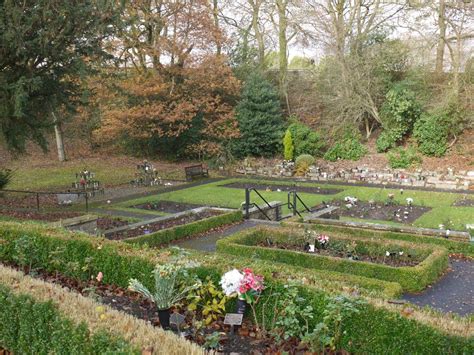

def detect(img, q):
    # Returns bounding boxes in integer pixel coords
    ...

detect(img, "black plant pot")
[158,308,171,329]
[236,298,247,315]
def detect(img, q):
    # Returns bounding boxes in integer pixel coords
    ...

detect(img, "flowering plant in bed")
[220,268,264,314]
[316,234,329,249]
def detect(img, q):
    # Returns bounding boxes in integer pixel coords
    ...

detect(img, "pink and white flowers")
[220,268,264,302]
[316,234,329,246]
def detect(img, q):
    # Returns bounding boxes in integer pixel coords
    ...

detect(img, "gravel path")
[174,219,279,252]
[402,258,474,316]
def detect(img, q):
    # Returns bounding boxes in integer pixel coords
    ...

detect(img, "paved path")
[174,219,279,252]
[402,259,474,316]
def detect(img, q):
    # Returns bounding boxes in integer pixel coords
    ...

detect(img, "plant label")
[309,244,315,252]
[170,313,186,327]
[224,313,243,326]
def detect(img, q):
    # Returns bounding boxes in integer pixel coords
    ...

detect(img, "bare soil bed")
[323,201,431,224]
[452,198,474,207]
[96,217,129,230]
[256,242,420,267]
[106,210,222,240]
[0,209,82,222]
[221,182,342,195]
[131,200,205,213]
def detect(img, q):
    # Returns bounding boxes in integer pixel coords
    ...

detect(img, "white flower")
[399,251,404,256]
[220,269,244,296]
[386,251,390,257]
[406,198,413,205]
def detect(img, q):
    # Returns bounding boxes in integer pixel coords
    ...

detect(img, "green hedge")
[123,210,242,247]
[216,227,449,292]
[0,222,472,354]
[0,285,134,354]
[289,222,474,256]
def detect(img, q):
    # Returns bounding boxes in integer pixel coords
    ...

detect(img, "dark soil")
[106,210,223,240]
[96,217,129,230]
[256,241,420,267]
[323,201,431,224]
[131,200,205,213]
[452,198,474,207]
[221,182,342,195]
[2,263,338,354]
[0,209,82,222]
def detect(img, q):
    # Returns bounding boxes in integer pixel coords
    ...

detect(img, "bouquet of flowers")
[220,268,264,304]
[316,234,329,249]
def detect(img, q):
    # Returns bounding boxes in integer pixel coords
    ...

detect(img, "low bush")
[295,154,315,167]
[413,112,449,157]
[387,146,422,169]
[123,210,242,247]
[376,128,405,153]
[216,227,449,292]
[287,122,324,157]
[0,222,471,353]
[324,132,367,162]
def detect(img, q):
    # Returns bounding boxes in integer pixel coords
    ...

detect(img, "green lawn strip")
[115,178,471,228]
[413,206,473,230]
[0,221,471,353]
[105,206,169,217]
[288,222,474,256]
[216,226,449,292]
[0,284,136,354]
[123,210,243,247]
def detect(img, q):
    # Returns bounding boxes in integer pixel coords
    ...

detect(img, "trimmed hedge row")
[216,227,449,292]
[123,210,242,247]
[0,285,135,354]
[0,222,472,354]
[287,222,474,256]
[0,264,203,355]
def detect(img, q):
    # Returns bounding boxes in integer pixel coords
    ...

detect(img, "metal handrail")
[247,202,272,221]
[249,188,273,210]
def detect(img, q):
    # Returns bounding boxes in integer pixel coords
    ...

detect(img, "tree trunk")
[435,0,446,74]
[250,0,265,67]
[277,0,289,112]
[52,111,66,162]
[212,0,221,55]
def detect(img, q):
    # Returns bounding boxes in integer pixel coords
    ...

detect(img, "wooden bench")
[185,164,209,181]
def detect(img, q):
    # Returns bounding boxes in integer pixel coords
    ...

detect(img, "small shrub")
[387,147,422,169]
[288,122,324,157]
[413,112,449,157]
[294,154,314,176]
[0,168,13,190]
[324,132,367,161]
[376,128,405,153]
[283,129,294,160]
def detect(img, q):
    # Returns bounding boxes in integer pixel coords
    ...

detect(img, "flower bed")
[0,265,202,355]
[0,222,471,354]
[123,210,243,247]
[286,222,474,255]
[216,227,449,292]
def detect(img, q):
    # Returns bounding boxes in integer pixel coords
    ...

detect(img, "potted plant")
[220,268,264,314]
[129,263,200,329]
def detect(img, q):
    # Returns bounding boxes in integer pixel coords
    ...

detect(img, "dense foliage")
[287,122,324,157]
[387,147,422,169]
[413,112,449,157]
[324,132,367,162]
[283,130,294,160]
[232,73,284,157]
[0,0,120,152]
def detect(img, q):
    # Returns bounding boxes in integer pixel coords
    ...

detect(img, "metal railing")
[287,190,312,217]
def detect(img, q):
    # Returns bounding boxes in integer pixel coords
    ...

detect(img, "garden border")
[0,222,471,354]
[216,226,449,292]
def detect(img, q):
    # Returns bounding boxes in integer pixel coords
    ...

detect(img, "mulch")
[452,198,474,207]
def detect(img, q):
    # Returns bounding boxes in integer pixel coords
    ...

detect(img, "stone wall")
[235,165,474,191]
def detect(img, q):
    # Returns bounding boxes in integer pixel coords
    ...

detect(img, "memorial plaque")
[170,313,186,327]
[224,313,243,326]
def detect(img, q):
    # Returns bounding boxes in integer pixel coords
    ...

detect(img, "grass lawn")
[6,156,186,191]
[112,178,473,231]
